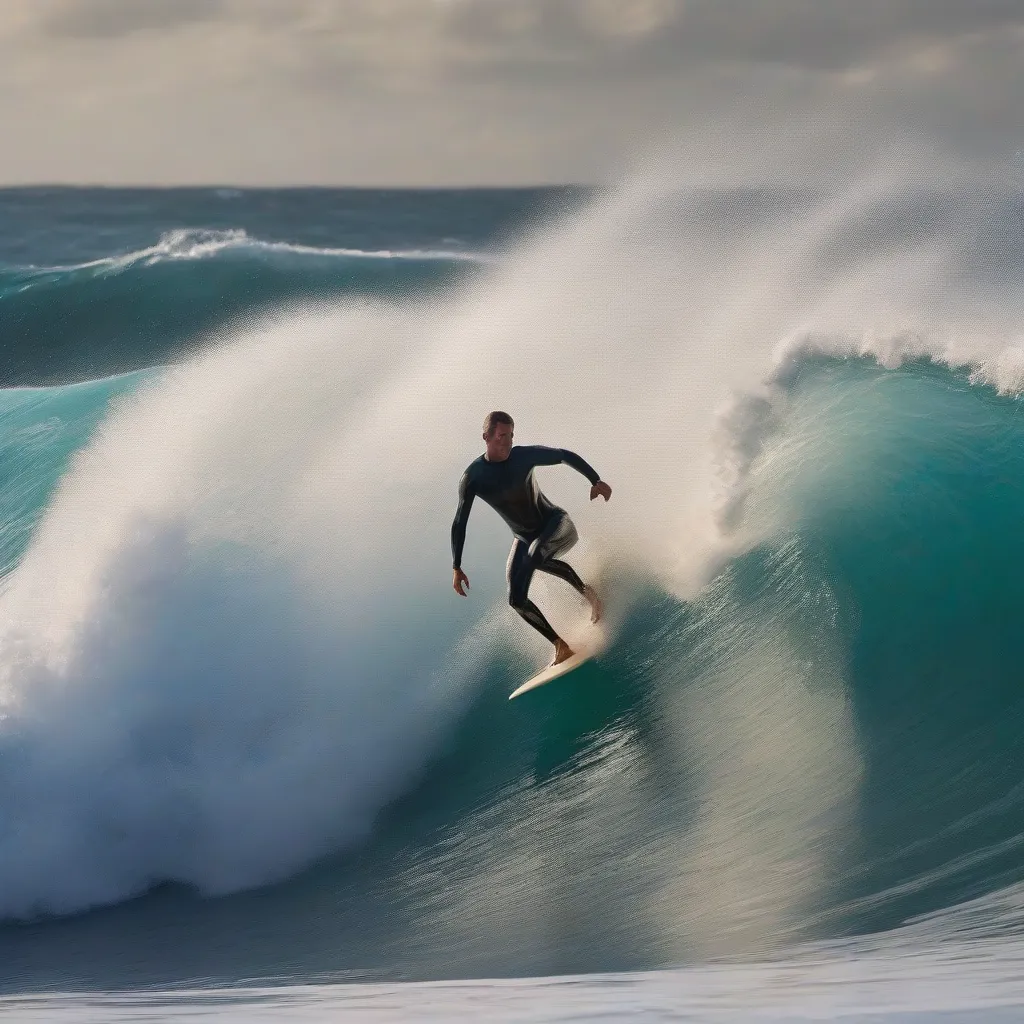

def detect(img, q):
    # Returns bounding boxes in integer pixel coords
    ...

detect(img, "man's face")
[485,422,514,460]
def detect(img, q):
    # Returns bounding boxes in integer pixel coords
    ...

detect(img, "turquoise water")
[1,180,1024,1020]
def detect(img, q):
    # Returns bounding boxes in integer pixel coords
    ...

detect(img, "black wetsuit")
[451,445,601,644]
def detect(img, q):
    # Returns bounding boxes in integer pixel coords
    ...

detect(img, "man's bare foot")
[583,585,603,624]
[552,639,575,665]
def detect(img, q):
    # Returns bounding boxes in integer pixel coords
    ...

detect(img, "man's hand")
[453,568,470,596]
[590,480,612,502]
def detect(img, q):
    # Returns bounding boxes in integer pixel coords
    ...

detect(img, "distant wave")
[33,227,482,272]
[0,230,479,386]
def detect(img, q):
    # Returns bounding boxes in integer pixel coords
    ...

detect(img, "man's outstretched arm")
[451,471,476,594]
[522,445,609,495]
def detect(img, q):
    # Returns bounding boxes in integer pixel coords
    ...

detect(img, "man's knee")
[557,516,579,556]
[533,516,577,562]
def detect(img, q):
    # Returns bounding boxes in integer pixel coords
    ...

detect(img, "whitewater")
[2,161,1024,1019]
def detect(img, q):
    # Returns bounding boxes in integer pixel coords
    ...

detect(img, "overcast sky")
[1,0,1023,185]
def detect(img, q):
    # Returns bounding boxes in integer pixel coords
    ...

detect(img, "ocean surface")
[2,174,1024,1021]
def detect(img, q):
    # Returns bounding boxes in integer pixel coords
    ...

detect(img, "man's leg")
[540,560,603,623]
[537,559,586,595]
[533,514,603,623]
[506,538,564,649]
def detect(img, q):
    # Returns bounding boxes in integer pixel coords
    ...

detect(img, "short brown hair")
[483,410,514,437]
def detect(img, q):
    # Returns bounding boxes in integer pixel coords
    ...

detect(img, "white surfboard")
[508,651,594,700]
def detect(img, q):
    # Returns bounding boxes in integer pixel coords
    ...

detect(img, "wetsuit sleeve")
[451,470,476,570]
[523,445,601,485]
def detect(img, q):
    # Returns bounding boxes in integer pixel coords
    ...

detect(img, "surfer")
[451,411,612,667]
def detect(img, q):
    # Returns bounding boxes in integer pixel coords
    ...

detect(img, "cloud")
[640,0,1024,71]
[38,0,223,39]
[17,0,1024,72]
[0,0,1021,184]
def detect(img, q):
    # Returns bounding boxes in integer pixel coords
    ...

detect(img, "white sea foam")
[6,937,1024,1022]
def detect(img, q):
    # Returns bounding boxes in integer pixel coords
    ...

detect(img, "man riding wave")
[451,411,612,666]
